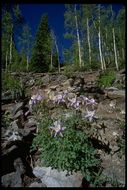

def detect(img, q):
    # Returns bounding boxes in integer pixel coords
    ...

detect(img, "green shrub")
[2,71,23,94]
[10,62,27,72]
[31,114,101,182]
[64,64,78,74]
[97,70,116,88]
[117,137,125,158]
[34,78,43,87]
[2,111,13,128]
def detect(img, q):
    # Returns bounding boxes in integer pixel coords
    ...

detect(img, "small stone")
[112,132,118,136]
[106,183,112,187]
[120,110,125,115]
[41,176,64,187]
[12,102,24,116]
[33,166,47,179]
[14,110,23,119]
[29,182,47,187]
[2,145,18,156]
[107,90,125,99]
[1,172,22,187]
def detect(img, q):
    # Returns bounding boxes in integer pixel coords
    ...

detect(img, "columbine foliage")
[31,114,101,182]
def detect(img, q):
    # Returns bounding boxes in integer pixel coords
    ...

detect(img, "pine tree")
[30,15,52,72]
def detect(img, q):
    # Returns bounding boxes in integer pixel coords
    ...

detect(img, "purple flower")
[68,97,81,109]
[28,94,43,113]
[49,120,66,137]
[36,94,43,101]
[31,94,42,103]
[84,109,96,122]
[86,98,97,106]
[53,93,65,104]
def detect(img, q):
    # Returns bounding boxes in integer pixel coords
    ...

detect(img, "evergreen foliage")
[30,15,52,72]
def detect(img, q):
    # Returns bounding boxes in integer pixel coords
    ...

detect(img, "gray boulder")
[1,172,23,187]
[33,166,83,187]
[12,102,24,116]
[29,182,47,187]
[107,90,125,99]
[13,110,23,119]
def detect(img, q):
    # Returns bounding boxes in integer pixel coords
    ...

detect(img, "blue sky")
[19,4,124,62]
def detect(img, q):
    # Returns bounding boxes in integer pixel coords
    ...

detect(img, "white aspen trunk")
[87,17,92,67]
[111,5,118,71]
[98,5,104,71]
[112,28,119,71]
[9,34,12,65]
[105,27,110,65]
[119,27,125,61]
[27,55,29,71]
[6,51,8,69]
[74,4,82,68]
[54,38,60,73]
[102,36,106,70]
[50,50,53,70]
[51,30,60,73]
[122,48,125,61]
[92,10,104,70]
[117,50,120,63]
[98,27,104,70]
[102,55,106,70]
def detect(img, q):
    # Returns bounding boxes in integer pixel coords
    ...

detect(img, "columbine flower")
[31,94,42,103]
[27,94,43,114]
[53,93,65,104]
[86,98,97,106]
[36,94,43,101]
[84,109,96,122]
[70,97,77,106]
[49,120,66,137]
[74,100,81,109]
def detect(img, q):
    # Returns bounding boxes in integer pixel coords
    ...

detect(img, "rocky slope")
[1,70,125,187]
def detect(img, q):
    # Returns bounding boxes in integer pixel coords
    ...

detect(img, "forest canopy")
[1,4,125,73]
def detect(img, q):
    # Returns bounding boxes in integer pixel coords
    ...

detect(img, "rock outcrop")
[1,70,125,187]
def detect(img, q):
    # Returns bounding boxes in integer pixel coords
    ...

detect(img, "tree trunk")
[54,38,60,73]
[112,28,119,70]
[26,55,29,71]
[98,28,104,70]
[50,49,53,70]
[111,5,119,71]
[122,48,125,61]
[6,51,8,69]
[98,5,104,71]
[9,34,12,65]
[105,27,110,66]
[74,4,82,68]
[102,55,106,70]
[87,17,92,68]
[101,36,106,70]
[119,27,125,61]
